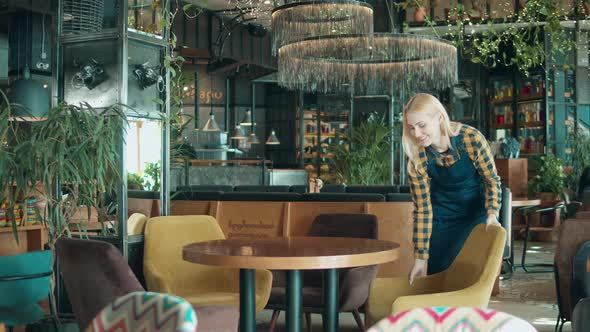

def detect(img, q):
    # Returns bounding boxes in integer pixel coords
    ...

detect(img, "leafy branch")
[407,0,585,75]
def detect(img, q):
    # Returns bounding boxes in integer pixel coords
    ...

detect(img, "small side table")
[504,198,541,277]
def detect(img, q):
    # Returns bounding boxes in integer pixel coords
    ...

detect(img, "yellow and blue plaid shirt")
[408,124,501,260]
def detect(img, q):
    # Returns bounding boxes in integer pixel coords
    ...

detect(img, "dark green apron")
[426,135,487,275]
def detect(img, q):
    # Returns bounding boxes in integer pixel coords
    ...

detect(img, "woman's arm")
[464,127,502,218]
[408,157,433,260]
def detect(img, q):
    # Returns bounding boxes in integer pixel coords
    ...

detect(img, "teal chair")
[0,250,58,331]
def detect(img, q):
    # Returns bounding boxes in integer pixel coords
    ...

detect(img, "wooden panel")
[495,158,528,197]
[231,30,242,59]
[26,226,46,251]
[0,230,30,256]
[489,0,515,19]
[367,202,414,278]
[128,198,153,217]
[171,201,213,216]
[198,14,210,51]
[252,37,261,66]
[172,9,186,48]
[242,30,252,63]
[215,201,286,238]
[288,202,365,236]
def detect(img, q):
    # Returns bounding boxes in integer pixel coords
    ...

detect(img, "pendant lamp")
[9,67,49,121]
[265,129,280,145]
[230,124,247,140]
[240,109,255,126]
[202,112,221,131]
[248,132,260,144]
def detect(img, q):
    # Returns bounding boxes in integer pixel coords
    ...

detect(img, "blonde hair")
[402,93,461,170]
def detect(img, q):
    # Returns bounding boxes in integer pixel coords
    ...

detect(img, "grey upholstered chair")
[266,213,379,332]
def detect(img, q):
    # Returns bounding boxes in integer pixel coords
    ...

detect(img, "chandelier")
[277,33,458,95]
[271,0,373,55]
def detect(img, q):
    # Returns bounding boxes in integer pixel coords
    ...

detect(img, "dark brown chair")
[56,237,144,330]
[56,237,239,332]
[554,219,590,332]
[267,213,379,332]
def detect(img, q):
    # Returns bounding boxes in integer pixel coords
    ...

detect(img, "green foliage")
[528,155,567,197]
[0,90,127,247]
[567,132,590,195]
[143,161,161,191]
[416,0,583,76]
[127,172,145,190]
[330,120,393,185]
[156,0,208,157]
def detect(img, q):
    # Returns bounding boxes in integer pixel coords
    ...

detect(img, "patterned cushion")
[88,291,197,332]
[367,307,537,332]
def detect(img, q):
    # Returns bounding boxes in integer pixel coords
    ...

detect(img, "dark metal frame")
[0,271,59,331]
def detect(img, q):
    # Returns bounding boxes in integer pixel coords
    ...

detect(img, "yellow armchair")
[143,215,273,312]
[127,213,147,235]
[367,224,506,325]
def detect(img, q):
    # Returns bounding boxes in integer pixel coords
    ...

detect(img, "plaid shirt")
[408,124,502,260]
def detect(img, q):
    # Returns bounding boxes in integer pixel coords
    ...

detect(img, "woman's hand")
[486,214,501,231]
[409,258,427,285]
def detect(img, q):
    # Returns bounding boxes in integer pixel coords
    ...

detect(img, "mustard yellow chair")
[366,224,506,326]
[127,213,147,235]
[143,215,273,312]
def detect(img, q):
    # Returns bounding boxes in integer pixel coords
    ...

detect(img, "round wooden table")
[511,198,541,208]
[183,236,400,332]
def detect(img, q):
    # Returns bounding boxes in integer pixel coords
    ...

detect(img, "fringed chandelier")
[277,33,458,95]
[271,0,374,55]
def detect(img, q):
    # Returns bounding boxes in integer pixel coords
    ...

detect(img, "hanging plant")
[414,0,586,75]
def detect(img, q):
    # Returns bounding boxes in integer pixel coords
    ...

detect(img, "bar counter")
[171,159,309,189]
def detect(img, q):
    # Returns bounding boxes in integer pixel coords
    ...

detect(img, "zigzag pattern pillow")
[368,307,537,332]
[89,291,197,332]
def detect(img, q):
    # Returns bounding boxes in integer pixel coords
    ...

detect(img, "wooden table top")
[512,198,542,207]
[183,236,400,270]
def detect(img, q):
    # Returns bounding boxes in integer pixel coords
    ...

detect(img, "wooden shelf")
[519,121,544,128]
[518,95,544,102]
[491,98,513,104]
[0,224,43,233]
[491,124,514,129]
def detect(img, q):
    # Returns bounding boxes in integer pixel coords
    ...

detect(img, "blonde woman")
[402,93,502,285]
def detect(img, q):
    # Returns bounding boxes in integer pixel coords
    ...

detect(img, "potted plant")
[397,0,429,22]
[127,172,145,190]
[528,155,567,201]
[0,90,127,249]
[330,116,393,185]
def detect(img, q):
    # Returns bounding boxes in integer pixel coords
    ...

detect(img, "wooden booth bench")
[169,192,414,278]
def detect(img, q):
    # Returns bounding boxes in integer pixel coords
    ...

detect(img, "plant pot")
[413,7,427,22]
[538,192,560,202]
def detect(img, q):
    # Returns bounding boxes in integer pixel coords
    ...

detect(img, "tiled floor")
[255,239,569,332]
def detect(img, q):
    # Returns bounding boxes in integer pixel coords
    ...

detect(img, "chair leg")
[305,312,312,332]
[269,310,281,332]
[352,309,366,332]
[49,289,61,330]
[521,217,554,273]
[521,221,531,271]
[558,319,566,332]
[7,326,14,332]
[554,312,562,332]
